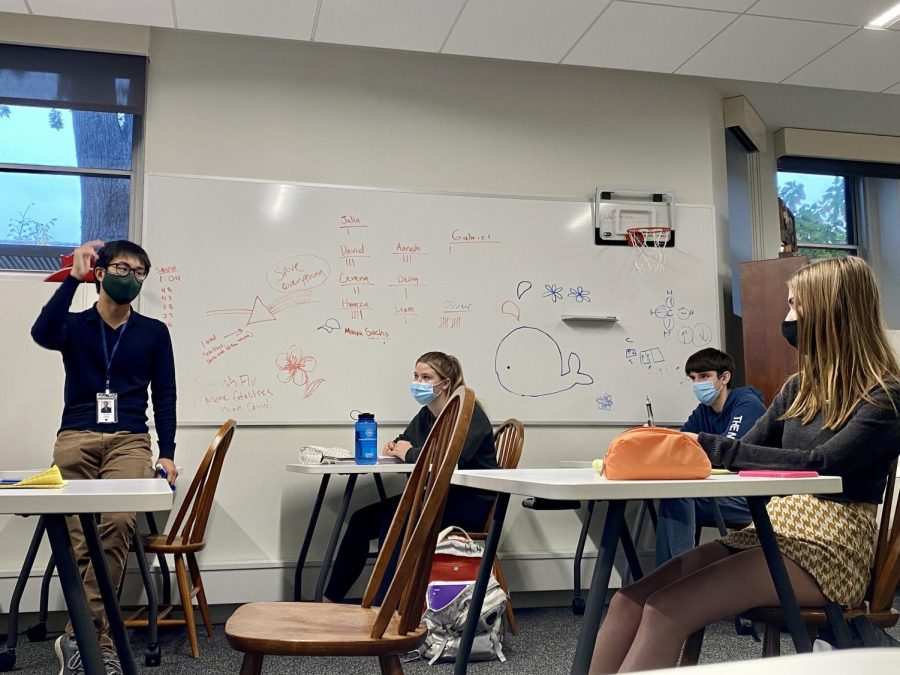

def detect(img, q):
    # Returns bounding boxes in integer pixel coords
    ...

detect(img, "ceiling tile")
[748,0,895,27]
[623,0,755,11]
[0,1,28,13]
[564,2,734,73]
[315,0,466,52]
[678,15,855,83]
[785,28,900,92]
[175,0,318,41]
[442,0,610,63]
[28,0,174,27]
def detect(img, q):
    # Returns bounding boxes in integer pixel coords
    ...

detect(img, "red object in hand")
[44,253,95,283]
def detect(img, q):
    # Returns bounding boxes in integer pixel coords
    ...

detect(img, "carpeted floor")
[3,599,898,674]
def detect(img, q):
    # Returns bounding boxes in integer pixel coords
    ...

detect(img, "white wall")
[2,26,731,608]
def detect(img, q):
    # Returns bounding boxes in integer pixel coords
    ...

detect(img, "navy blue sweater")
[31,275,177,459]
[681,386,766,440]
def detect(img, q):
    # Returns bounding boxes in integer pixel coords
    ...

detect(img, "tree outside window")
[777,172,855,260]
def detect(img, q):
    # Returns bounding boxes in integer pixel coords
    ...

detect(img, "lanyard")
[99,319,129,393]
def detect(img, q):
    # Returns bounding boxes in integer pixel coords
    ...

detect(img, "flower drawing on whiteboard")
[568,286,591,303]
[542,283,564,303]
[275,345,325,399]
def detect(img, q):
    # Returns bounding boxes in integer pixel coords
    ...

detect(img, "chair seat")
[141,533,206,554]
[745,604,899,628]
[226,602,427,657]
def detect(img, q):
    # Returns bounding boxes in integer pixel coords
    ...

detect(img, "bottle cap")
[358,412,375,419]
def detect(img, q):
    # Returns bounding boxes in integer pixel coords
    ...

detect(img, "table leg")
[144,512,171,605]
[571,500,627,675]
[79,514,137,675]
[314,474,358,601]
[746,496,812,653]
[43,515,107,675]
[453,492,510,675]
[619,522,643,582]
[293,474,330,601]
[374,474,388,502]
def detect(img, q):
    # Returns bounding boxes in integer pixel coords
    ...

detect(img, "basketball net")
[626,227,670,273]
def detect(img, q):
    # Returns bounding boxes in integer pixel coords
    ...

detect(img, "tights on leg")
[590,542,827,674]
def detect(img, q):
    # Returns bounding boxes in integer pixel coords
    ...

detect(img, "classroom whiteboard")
[142,174,720,425]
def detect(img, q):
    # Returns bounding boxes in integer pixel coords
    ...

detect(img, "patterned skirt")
[719,494,877,606]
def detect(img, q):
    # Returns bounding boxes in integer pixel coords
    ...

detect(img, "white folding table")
[0,478,174,675]
[286,461,413,601]
[449,468,842,675]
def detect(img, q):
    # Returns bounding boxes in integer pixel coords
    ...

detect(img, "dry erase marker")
[155,464,176,491]
[645,396,655,426]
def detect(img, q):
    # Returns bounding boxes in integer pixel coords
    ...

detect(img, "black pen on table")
[645,395,655,427]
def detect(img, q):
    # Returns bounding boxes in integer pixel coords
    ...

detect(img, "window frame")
[0,44,147,273]
[776,161,860,258]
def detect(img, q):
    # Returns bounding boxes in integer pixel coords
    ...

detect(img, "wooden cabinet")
[739,256,808,406]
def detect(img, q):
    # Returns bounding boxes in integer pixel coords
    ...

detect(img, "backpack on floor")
[418,576,507,664]
[416,526,507,664]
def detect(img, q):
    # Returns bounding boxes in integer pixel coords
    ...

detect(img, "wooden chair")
[681,460,900,664]
[125,419,236,659]
[226,387,476,675]
[467,419,524,635]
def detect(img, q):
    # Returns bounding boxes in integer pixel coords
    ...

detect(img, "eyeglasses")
[105,262,147,281]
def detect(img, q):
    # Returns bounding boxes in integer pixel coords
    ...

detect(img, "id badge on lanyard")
[97,320,128,424]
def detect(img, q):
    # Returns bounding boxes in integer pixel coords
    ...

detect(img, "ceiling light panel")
[442,0,611,63]
[748,0,897,26]
[564,2,734,73]
[28,0,174,27]
[678,15,855,83]
[174,0,319,41]
[315,0,466,52]
[785,28,900,92]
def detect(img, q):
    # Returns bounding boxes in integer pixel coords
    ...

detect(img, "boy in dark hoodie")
[654,348,766,565]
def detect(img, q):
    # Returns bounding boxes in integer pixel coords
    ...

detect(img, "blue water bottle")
[355,412,378,465]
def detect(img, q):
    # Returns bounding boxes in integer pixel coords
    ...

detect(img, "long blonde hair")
[417,351,466,393]
[784,256,900,429]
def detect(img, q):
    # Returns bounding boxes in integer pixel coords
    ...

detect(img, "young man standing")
[655,348,766,566]
[32,240,177,675]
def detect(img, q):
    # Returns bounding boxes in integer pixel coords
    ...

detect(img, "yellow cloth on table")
[0,466,67,489]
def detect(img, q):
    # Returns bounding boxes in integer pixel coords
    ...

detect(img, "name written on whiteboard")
[394,242,425,263]
[450,229,498,244]
[200,372,274,414]
[344,326,391,342]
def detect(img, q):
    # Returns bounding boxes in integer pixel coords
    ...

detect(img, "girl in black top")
[590,257,900,673]
[324,351,499,603]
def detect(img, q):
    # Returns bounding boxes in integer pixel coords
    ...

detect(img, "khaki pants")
[53,430,154,654]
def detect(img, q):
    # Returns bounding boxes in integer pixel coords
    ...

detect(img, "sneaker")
[102,655,123,675]
[54,635,83,675]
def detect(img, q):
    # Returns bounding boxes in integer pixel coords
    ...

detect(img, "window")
[776,171,857,260]
[0,45,146,272]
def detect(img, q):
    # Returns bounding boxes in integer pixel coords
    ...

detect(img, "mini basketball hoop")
[626,227,671,272]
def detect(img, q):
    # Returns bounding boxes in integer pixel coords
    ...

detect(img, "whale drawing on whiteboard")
[494,326,594,397]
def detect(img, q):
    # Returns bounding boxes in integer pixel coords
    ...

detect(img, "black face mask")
[782,320,798,349]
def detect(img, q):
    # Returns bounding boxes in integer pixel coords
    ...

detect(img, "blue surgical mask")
[410,382,437,405]
[692,379,722,406]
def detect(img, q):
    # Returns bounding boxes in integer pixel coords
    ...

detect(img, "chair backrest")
[493,419,525,471]
[870,459,899,611]
[474,419,525,533]
[361,387,475,638]
[165,419,236,547]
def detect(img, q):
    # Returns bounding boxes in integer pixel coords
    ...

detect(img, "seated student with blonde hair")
[590,256,900,673]
[324,351,499,603]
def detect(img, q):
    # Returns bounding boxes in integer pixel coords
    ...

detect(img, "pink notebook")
[738,470,819,478]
